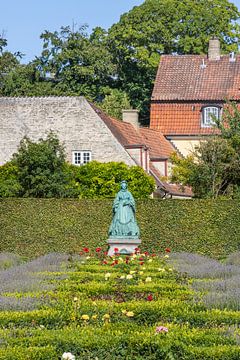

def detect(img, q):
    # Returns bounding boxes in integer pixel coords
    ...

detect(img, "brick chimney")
[122,109,139,128]
[208,37,220,61]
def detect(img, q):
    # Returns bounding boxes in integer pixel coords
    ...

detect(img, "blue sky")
[1,0,240,63]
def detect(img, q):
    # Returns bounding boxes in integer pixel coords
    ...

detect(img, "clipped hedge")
[0,199,240,258]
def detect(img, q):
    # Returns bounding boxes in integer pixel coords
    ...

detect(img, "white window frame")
[72,151,92,166]
[201,106,221,127]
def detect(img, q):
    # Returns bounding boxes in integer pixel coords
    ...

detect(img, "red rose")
[147,294,153,301]
[83,247,89,253]
[139,257,144,261]
[135,247,140,253]
[114,248,119,253]
[126,256,130,261]
[96,247,101,253]
[165,248,171,253]
[140,262,144,266]
[104,251,108,256]
[103,260,108,265]
[114,260,119,264]
[126,260,129,264]
[144,251,149,256]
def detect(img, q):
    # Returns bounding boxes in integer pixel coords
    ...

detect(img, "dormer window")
[72,151,91,166]
[201,106,221,127]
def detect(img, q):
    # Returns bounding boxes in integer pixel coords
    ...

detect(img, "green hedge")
[0,199,240,258]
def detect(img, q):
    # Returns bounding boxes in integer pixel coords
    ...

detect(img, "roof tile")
[152,55,240,101]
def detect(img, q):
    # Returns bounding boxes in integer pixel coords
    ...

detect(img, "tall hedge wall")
[0,199,240,259]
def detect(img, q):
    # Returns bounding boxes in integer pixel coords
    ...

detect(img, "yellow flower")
[145,277,152,283]
[105,273,111,280]
[164,255,169,259]
[120,275,125,280]
[70,314,76,321]
[86,256,91,260]
[73,297,78,302]
[92,315,98,320]
[121,309,127,315]
[168,268,173,271]
[158,268,166,272]
[126,311,134,317]
[81,314,89,321]
[148,259,153,263]
[139,271,143,275]
[126,274,133,280]
[102,314,110,321]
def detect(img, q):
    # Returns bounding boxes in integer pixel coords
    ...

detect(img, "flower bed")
[0,249,240,359]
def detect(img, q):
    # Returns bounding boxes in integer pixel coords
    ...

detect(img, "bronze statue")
[108,180,140,238]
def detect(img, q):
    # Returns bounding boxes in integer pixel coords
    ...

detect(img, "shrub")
[0,199,240,258]
[12,132,68,198]
[65,161,155,199]
[0,162,21,197]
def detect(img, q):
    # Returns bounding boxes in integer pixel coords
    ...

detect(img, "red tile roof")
[152,55,240,101]
[149,163,193,197]
[89,102,144,146]
[150,102,220,136]
[90,103,190,196]
[90,102,175,159]
[140,128,175,159]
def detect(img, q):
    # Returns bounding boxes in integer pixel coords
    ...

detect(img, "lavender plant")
[0,252,23,270]
[0,253,73,309]
[0,295,51,311]
[170,252,240,279]
[225,251,240,266]
[170,252,240,310]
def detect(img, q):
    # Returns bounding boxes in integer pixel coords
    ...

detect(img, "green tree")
[65,161,155,199]
[108,0,240,123]
[33,25,117,100]
[12,133,69,198]
[171,102,240,198]
[215,101,240,151]
[0,62,57,96]
[99,88,131,119]
[0,35,23,94]
[171,138,239,198]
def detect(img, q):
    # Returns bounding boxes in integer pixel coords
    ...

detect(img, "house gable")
[150,53,240,136]
[0,96,135,166]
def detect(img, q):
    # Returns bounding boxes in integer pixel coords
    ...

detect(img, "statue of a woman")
[108,180,140,238]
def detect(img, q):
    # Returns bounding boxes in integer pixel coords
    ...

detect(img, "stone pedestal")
[107,237,141,256]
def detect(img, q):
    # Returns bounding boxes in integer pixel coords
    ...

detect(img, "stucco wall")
[0,97,135,166]
[170,139,201,157]
[151,160,166,176]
